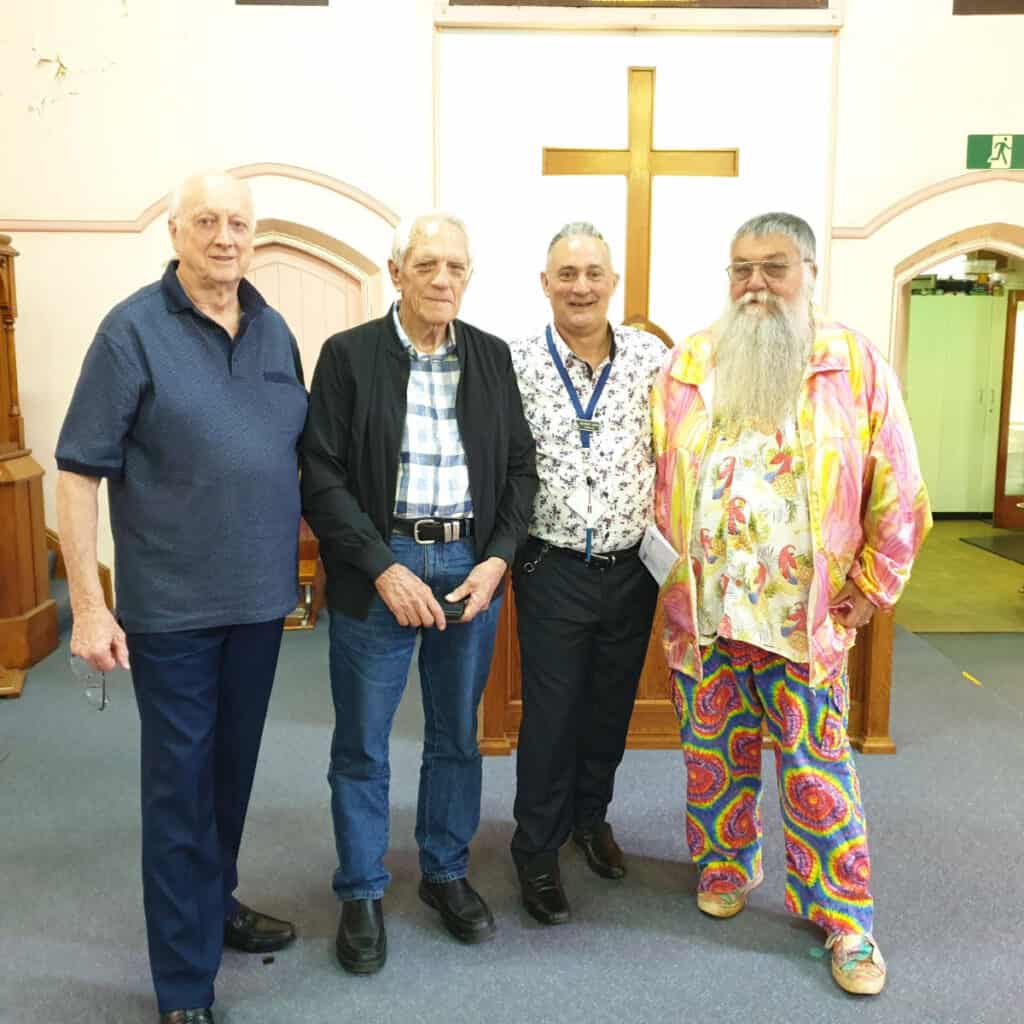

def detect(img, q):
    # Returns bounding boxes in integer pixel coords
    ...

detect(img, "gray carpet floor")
[1,624,1021,1024]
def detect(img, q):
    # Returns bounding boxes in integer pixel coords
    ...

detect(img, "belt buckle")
[413,518,438,545]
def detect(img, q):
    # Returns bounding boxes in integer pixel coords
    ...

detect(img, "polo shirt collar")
[161,260,267,318]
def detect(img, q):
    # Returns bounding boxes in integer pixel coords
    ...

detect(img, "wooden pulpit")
[480,583,896,756]
[0,236,58,697]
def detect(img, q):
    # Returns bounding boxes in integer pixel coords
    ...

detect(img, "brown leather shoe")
[223,903,296,953]
[159,1010,214,1024]
[572,822,626,880]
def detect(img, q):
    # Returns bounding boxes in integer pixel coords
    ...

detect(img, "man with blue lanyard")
[507,222,667,924]
[301,212,537,972]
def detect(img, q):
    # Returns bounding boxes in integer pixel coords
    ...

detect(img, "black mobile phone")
[441,598,467,623]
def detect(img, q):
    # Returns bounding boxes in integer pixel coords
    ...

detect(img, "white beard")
[711,281,815,430]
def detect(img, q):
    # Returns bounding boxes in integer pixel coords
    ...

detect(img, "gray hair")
[166,172,253,223]
[391,211,472,269]
[732,212,816,263]
[547,221,612,263]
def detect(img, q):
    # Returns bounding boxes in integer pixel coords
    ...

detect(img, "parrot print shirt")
[652,313,932,692]
[692,415,814,663]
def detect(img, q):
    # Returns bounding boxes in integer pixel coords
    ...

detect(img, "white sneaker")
[825,931,887,995]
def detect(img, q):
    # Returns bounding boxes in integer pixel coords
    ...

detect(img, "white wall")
[828,0,1024,354]
[4,0,1024,568]
[1,0,434,567]
[438,29,833,343]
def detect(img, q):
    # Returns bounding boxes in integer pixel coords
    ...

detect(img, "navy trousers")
[127,618,284,1013]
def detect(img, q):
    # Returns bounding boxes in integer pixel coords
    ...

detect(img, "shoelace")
[530,873,561,893]
[826,933,877,972]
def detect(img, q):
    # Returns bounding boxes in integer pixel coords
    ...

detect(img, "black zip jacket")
[300,310,538,619]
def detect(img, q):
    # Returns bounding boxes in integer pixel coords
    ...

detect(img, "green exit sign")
[966,134,1024,169]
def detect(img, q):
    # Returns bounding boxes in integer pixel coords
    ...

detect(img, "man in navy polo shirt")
[56,172,304,1024]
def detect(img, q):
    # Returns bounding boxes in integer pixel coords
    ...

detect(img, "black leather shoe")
[419,877,496,943]
[519,865,571,925]
[573,822,626,880]
[223,902,296,953]
[336,898,386,974]
[159,1011,214,1024]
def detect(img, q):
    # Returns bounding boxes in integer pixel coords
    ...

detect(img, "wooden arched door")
[249,242,369,381]
[248,240,375,628]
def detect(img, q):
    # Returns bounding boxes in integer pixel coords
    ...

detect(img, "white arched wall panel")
[827,179,1024,371]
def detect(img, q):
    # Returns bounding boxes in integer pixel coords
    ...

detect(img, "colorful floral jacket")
[651,314,932,689]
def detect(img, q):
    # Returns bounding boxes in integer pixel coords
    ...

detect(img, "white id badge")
[566,482,607,528]
[639,522,680,585]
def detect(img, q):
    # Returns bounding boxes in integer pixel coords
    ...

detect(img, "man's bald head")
[168,172,255,294]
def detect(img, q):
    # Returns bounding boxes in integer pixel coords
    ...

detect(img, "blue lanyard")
[545,325,613,559]
[545,326,612,449]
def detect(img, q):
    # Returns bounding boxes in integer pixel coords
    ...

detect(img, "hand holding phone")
[440,598,467,623]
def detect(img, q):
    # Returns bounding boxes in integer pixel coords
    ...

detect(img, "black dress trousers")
[510,540,659,869]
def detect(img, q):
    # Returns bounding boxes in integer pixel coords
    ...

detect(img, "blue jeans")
[327,536,502,900]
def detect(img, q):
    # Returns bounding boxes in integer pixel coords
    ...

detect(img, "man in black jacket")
[301,212,537,974]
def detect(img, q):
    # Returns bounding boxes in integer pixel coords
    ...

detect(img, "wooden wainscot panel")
[0,450,58,670]
[479,577,895,755]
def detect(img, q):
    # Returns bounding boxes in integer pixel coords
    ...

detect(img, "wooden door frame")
[993,289,1024,527]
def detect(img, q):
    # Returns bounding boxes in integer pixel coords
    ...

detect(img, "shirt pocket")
[261,371,309,437]
[263,370,303,386]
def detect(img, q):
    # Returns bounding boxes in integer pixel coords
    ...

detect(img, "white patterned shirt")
[392,305,472,519]
[508,323,667,552]
[692,415,814,663]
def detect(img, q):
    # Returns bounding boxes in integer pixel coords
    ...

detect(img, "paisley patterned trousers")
[674,637,873,935]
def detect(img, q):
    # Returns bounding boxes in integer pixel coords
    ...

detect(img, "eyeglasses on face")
[725,258,814,282]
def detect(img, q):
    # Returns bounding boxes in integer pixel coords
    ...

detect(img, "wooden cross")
[543,66,738,340]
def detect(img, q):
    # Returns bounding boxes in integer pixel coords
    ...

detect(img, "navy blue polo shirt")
[56,261,308,633]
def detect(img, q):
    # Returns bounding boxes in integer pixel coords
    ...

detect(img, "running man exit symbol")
[966,134,1024,169]
[989,135,1012,168]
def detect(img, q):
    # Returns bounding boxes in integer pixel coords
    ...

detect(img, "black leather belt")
[392,517,474,544]
[543,541,641,569]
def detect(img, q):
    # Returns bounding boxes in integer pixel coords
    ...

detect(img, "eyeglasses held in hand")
[70,654,109,711]
[725,258,814,282]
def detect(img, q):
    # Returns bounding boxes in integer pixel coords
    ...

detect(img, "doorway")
[896,245,1024,633]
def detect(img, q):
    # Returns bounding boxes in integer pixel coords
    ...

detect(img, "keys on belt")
[392,518,474,544]
[522,539,640,572]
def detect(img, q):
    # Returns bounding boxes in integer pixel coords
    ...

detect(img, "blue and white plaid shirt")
[392,305,473,520]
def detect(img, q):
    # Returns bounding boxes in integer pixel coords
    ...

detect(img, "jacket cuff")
[848,561,886,609]
[361,541,397,582]
[483,534,516,568]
